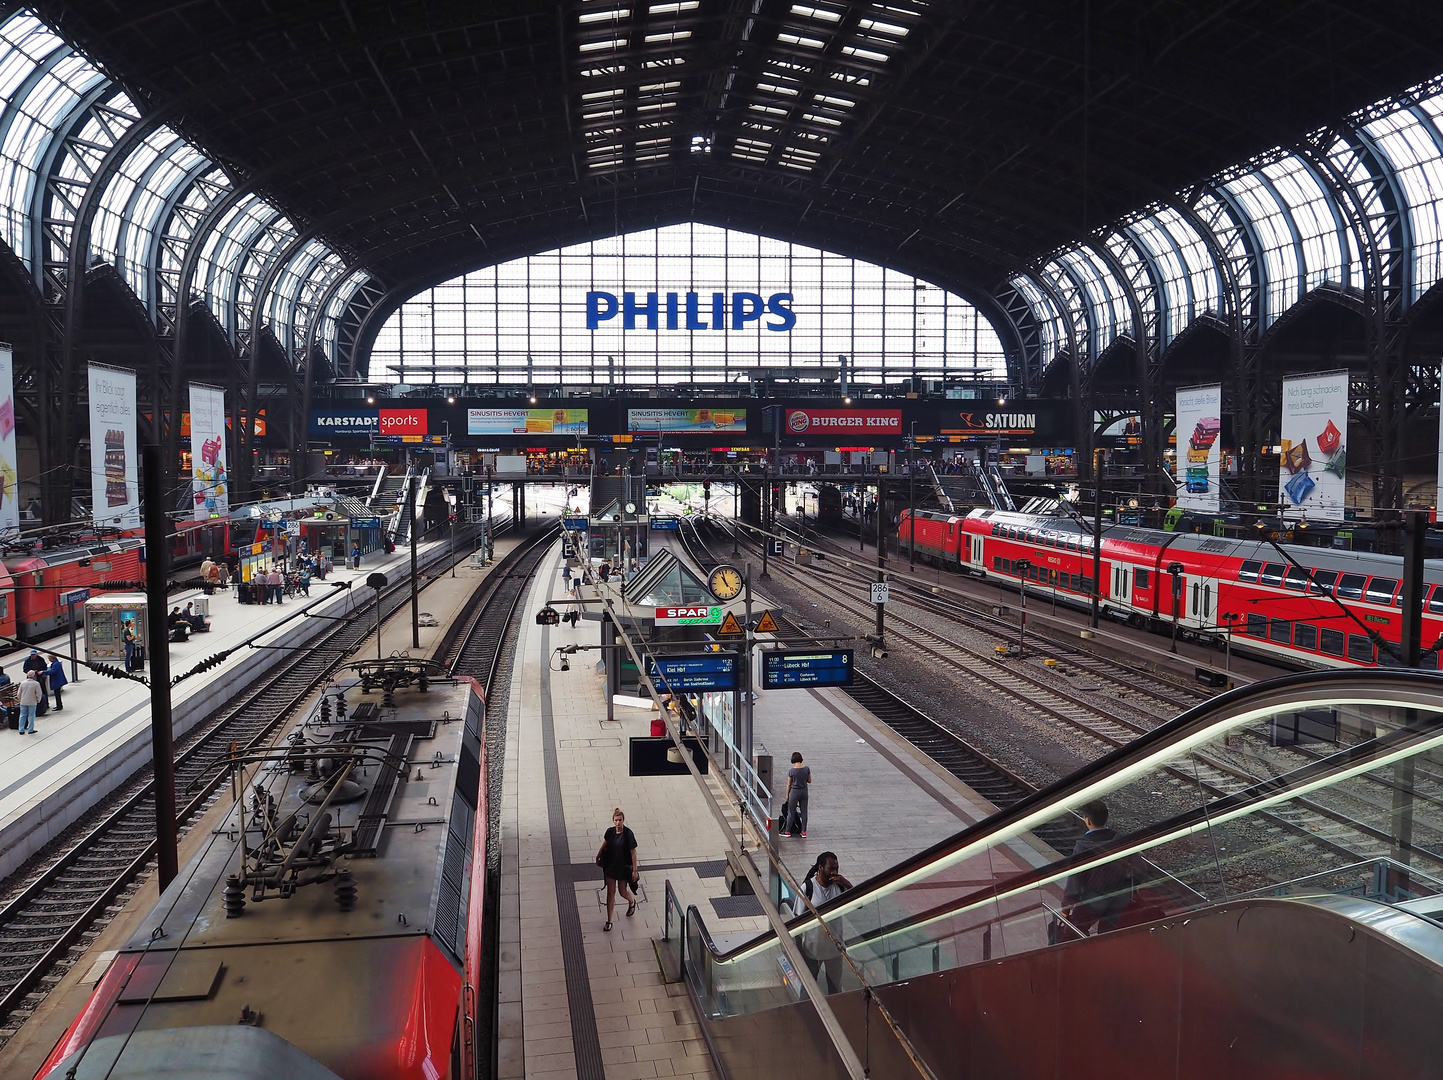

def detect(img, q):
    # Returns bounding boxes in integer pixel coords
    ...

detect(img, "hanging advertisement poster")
[189,383,228,521]
[628,407,746,433]
[88,363,140,529]
[467,408,588,435]
[0,345,17,536]
[1278,370,1348,521]
[1175,384,1221,513]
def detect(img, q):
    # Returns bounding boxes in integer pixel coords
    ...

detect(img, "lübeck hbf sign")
[587,290,796,331]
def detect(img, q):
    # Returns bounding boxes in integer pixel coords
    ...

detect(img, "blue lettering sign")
[585,291,796,331]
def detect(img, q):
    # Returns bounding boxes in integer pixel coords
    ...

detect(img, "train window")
[1134,568,1149,590]
[993,556,1004,571]
[1364,578,1398,605]
[1283,567,1310,591]
[1335,574,1366,601]
[1269,618,1292,644]
[1309,570,1338,595]
[1080,575,1094,595]
[1430,586,1443,614]
[1320,628,1345,657]
[1238,560,1261,583]
[1065,535,1077,551]
[0,595,7,619]
[1245,613,1266,636]
[1347,634,1374,663]
[1260,563,1286,587]
[1204,584,1212,618]
[1191,582,1199,612]
[1294,624,1318,651]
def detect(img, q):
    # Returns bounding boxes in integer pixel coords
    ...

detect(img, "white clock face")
[709,565,744,601]
[625,502,637,513]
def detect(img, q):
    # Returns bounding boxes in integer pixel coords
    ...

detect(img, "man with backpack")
[791,852,853,992]
[1062,800,1135,935]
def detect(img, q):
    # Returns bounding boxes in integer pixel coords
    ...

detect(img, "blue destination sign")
[761,649,854,689]
[648,654,737,692]
[564,517,588,531]
[651,517,680,530]
[350,517,381,529]
[586,291,796,332]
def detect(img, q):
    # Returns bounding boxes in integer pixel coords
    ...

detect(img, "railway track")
[0,519,518,1035]
[789,520,1216,716]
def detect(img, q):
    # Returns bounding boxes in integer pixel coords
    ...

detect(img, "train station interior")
[1,3,1443,1079]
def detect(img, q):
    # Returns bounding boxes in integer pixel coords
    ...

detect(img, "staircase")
[391,468,430,542]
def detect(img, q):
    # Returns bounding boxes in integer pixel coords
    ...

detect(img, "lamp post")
[1221,612,1237,671]
[1168,561,1185,653]
[907,422,917,570]
[1014,558,1031,653]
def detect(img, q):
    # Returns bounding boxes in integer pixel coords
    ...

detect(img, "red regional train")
[36,673,492,1080]
[3,541,144,640]
[898,507,1443,670]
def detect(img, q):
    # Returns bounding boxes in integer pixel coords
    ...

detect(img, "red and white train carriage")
[898,508,1443,670]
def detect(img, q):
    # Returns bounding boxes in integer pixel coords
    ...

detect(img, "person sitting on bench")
[184,601,211,633]
[168,606,191,642]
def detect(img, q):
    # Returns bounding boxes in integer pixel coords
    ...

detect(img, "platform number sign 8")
[870,582,890,605]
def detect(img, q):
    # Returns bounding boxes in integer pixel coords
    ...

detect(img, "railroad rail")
[0,519,518,1034]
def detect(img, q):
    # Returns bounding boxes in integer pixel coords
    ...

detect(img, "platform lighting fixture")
[997,397,1006,406]
[529,395,538,404]
[843,396,852,405]
[366,396,375,404]
[447,396,455,404]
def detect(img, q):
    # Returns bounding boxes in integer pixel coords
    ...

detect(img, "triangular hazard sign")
[717,611,744,636]
[755,610,779,634]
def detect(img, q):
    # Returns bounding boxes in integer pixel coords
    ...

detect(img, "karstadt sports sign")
[309,409,379,436]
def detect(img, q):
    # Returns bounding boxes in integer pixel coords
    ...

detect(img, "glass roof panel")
[1006,274,1064,365]
[1365,99,1443,299]
[1260,154,1350,293]
[1222,171,1299,325]
[1050,245,1129,357]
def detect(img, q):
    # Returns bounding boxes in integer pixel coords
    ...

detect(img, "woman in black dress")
[596,807,639,931]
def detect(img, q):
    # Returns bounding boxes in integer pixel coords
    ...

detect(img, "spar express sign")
[586,291,796,331]
[786,409,902,435]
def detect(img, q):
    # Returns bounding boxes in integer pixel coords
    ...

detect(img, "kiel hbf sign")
[587,291,796,331]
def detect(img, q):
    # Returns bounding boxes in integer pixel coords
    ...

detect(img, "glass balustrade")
[680,670,1443,1021]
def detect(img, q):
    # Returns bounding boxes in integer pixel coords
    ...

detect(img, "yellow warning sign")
[717,611,744,636]
[755,610,779,634]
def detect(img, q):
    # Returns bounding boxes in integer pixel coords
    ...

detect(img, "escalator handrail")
[696,667,1443,965]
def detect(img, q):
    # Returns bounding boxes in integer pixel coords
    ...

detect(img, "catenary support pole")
[1091,447,1104,629]
[409,474,420,649]
[142,444,179,891]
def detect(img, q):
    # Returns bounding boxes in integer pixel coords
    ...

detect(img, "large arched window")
[370,223,1007,387]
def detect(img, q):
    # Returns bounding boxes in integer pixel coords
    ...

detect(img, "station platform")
[0,533,461,883]
[496,539,1002,1079]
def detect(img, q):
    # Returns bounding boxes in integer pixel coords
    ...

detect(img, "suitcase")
[5,705,18,730]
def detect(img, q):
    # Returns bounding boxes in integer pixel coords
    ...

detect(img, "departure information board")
[647,653,737,692]
[760,649,853,689]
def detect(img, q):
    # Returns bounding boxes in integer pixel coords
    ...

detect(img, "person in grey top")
[780,751,812,837]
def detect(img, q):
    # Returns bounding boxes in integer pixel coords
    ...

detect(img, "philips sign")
[586,291,796,332]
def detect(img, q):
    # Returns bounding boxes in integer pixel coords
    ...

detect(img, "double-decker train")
[36,673,491,1080]
[898,507,1443,670]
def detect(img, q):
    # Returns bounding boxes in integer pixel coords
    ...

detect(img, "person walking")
[780,751,812,837]
[17,670,42,734]
[595,807,639,932]
[218,560,230,591]
[45,654,66,711]
[1061,800,1134,936]
[791,851,853,991]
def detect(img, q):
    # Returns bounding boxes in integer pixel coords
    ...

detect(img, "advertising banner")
[378,408,427,436]
[784,409,902,437]
[654,604,724,626]
[939,406,1067,443]
[0,346,17,536]
[189,383,229,521]
[628,408,745,433]
[88,363,139,529]
[467,408,588,435]
[1279,370,1348,521]
[309,409,378,436]
[1175,384,1221,513]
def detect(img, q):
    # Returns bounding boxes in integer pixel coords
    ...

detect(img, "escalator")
[672,670,1443,1078]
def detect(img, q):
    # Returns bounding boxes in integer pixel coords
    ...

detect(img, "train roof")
[124,676,482,967]
[2,540,134,569]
